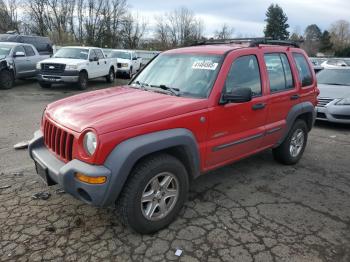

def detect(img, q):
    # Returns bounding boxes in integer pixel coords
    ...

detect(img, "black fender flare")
[101,128,200,206]
[277,101,316,146]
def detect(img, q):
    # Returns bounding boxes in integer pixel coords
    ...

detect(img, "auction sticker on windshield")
[192,60,218,70]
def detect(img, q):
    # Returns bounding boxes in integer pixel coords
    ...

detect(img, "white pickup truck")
[107,50,142,78]
[36,46,117,89]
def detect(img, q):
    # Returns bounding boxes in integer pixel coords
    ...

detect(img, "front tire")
[273,119,308,165]
[77,71,88,90]
[0,70,14,89]
[106,68,115,83]
[128,67,133,79]
[116,154,189,234]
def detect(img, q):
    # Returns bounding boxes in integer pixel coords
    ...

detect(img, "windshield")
[110,51,131,60]
[317,69,350,86]
[0,44,13,56]
[131,53,223,98]
[54,48,89,60]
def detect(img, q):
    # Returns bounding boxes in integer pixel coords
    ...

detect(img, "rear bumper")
[28,130,112,207]
[37,70,79,83]
[316,105,350,124]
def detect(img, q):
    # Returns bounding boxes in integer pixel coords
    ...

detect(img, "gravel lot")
[0,79,349,262]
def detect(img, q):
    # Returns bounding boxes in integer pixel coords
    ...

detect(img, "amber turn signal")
[75,173,106,184]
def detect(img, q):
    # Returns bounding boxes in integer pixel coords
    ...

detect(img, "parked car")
[321,59,350,68]
[29,40,318,233]
[0,34,53,55]
[309,58,325,73]
[316,67,350,123]
[36,46,117,89]
[108,50,142,78]
[0,42,49,89]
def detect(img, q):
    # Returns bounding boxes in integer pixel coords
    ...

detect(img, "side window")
[94,49,105,59]
[293,53,313,87]
[13,46,26,56]
[264,53,294,92]
[23,46,35,56]
[89,49,98,60]
[224,55,262,96]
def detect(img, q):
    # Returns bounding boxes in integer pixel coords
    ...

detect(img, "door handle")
[252,103,266,110]
[290,94,300,100]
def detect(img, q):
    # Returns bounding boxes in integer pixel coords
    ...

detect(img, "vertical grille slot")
[43,119,74,162]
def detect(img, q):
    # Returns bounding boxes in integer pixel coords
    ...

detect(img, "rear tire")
[0,70,14,89]
[116,154,189,234]
[77,71,88,90]
[106,68,115,83]
[273,119,308,165]
[39,82,51,89]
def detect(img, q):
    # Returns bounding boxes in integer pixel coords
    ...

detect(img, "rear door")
[23,45,38,76]
[261,52,299,147]
[94,49,108,76]
[206,51,268,168]
[88,49,99,78]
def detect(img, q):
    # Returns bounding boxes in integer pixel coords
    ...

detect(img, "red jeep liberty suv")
[29,39,318,233]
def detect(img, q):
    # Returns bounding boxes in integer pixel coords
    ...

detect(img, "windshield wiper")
[150,84,180,96]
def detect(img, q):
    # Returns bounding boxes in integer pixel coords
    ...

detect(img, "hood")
[46,86,207,134]
[40,57,87,65]
[318,83,350,99]
[117,58,131,63]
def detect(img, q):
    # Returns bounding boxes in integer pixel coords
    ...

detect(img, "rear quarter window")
[293,53,313,87]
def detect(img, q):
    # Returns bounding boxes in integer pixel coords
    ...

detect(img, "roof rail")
[192,37,301,48]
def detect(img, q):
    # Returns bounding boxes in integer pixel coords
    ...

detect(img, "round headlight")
[83,132,98,156]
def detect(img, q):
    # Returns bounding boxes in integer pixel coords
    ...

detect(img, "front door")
[206,51,268,169]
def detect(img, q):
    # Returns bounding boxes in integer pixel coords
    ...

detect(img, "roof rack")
[193,37,301,48]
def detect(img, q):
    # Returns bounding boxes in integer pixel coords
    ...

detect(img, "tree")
[329,20,350,51]
[319,30,333,53]
[0,0,19,33]
[264,4,289,40]
[214,24,234,39]
[154,7,204,48]
[120,13,147,49]
[303,24,322,56]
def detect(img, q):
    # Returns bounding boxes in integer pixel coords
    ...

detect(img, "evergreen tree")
[319,30,333,53]
[264,4,290,40]
[303,24,322,56]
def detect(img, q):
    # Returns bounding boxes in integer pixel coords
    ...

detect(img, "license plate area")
[34,160,50,185]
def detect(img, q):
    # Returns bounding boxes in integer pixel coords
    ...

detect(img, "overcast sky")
[128,0,350,37]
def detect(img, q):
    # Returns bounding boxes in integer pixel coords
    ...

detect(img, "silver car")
[316,68,350,124]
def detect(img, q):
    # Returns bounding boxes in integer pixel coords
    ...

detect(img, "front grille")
[317,98,334,107]
[332,114,350,120]
[43,119,74,162]
[117,63,122,68]
[41,63,66,75]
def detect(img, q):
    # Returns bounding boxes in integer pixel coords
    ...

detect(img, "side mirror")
[14,51,25,57]
[221,87,252,104]
[132,57,137,60]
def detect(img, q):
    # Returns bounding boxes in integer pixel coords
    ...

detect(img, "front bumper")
[316,104,350,124]
[29,130,112,206]
[37,70,79,83]
[116,67,130,74]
